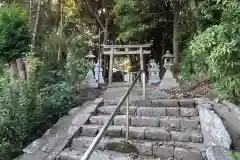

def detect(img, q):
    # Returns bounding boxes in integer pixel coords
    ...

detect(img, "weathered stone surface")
[152,99,178,107]
[72,136,107,150]
[19,151,48,160]
[114,115,129,126]
[180,108,198,117]
[81,125,100,136]
[137,107,166,117]
[198,105,231,148]
[179,99,195,108]
[181,117,199,130]
[222,100,240,121]
[106,126,122,137]
[145,128,170,141]
[174,148,203,160]
[59,148,131,160]
[191,132,203,143]
[171,131,191,142]
[89,115,110,125]
[71,113,90,126]
[97,106,117,115]
[131,116,159,127]
[153,146,174,159]
[122,127,146,139]
[206,146,234,160]
[160,117,181,129]
[81,104,98,115]
[120,106,137,115]
[185,149,203,160]
[135,141,154,156]
[135,99,152,107]
[174,147,188,159]
[167,107,180,116]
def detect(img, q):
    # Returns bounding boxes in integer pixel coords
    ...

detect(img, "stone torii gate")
[102,44,152,86]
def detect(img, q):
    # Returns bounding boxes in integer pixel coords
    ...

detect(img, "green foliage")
[0,3,31,62]
[181,0,240,103]
[229,151,240,160]
[0,35,89,160]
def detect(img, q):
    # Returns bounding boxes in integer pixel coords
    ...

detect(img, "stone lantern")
[162,50,174,69]
[84,50,98,88]
[158,50,179,89]
[148,59,161,84]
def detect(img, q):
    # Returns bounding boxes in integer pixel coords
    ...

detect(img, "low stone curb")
[222,100,240,121]
[196,98,234,160]
[17,97,103,160]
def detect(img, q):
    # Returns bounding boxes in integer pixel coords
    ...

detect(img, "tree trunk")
[10,60,18,80]
[16,58,27,81]
[189,0,200,32]
[31,0,41,52]
[172,1,180,74]
[57,0,64,62]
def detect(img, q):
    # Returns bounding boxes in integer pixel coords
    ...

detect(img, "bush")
[0,3,31,62]
[180,0,240,103]
[0,38,89,160]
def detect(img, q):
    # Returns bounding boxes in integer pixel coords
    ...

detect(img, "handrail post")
[142,71,146,100]
[126,74,130,143]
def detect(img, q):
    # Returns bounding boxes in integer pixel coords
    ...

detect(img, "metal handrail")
[81,71,144,160]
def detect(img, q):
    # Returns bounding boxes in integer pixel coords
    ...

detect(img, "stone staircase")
[59,98,206,160]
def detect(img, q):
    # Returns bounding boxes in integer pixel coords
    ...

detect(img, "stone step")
[104,99,196,108]
[59,148,160,160]
[97,106,199,117]
[71,136,206,160]
[80,125,203,143]
[88,115,200,130]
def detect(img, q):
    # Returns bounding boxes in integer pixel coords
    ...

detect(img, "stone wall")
[16,98,103,160]
[196,98,234,160]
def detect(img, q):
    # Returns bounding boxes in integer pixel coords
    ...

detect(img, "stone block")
[160,117,181,129]
[81,104,98,114]
[174,147,188,160]
[145,128,170,141]
[167,107,180,116]
[81,125,100,136]
[135,141,154,156]
[153,145,174,159]
[114,115,129,126]
[181,117,199,130]
[191,132,203,143]
[122,127,146,139]
[89,115,110,125]
[120,106,137,115]
[171,131,191,142]
[97,106,117,115]
[106,126,122,137]
[71,113,90,126]
[72,137,92,149]
[137,107,166,117]
[180,108,198,117]
[135,99,152,107]
[152,99,179,107]
[184,149,203,160]
[179,99,195,108]
[131,116,159,127]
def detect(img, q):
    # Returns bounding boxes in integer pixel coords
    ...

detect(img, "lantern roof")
[85,50,96,59]
[163,50,174,58]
